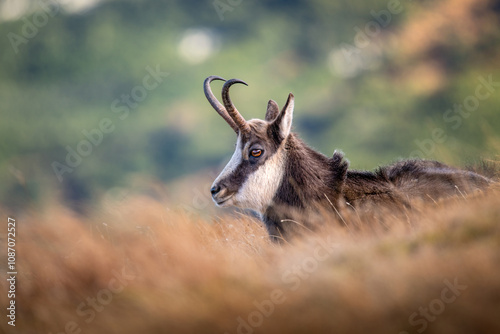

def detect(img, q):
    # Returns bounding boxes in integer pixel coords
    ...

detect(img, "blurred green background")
[1,0,499,213]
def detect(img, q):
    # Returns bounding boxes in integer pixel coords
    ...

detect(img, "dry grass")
[1,184,500,334]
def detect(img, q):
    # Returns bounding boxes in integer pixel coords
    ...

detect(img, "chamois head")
[204,76,294,214]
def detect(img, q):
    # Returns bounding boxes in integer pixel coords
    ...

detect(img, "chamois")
[204,76,492,241]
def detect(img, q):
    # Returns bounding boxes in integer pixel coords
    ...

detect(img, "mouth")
[213,194,234,207]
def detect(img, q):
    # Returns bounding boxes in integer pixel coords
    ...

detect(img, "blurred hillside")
[1,0,499,212]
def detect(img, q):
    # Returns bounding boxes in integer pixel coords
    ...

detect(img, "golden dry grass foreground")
[2,185,500,334]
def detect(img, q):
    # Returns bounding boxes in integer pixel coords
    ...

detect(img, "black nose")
[210,185,221,196]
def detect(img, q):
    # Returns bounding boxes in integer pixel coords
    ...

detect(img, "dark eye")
[250,149,263,158]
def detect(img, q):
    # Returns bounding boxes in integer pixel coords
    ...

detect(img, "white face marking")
[211,135,243,207]
[233,146,286,214]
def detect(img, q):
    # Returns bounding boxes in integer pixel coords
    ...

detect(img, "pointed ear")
[271,93,294,141]
[265,100,280,122]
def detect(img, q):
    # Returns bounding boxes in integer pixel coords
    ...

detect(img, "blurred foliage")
[1,0,499,211]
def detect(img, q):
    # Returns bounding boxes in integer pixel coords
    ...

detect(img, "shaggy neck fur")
[262,134,348,241]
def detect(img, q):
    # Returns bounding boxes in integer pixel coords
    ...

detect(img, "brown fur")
[261,133,492,242]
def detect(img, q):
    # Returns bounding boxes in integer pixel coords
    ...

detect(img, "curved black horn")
[222,79,250,135]
[204,76,239,133]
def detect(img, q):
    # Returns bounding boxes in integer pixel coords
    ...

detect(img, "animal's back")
[382,160,491,201]
[343,159,492,209]
[343,160,492,208]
